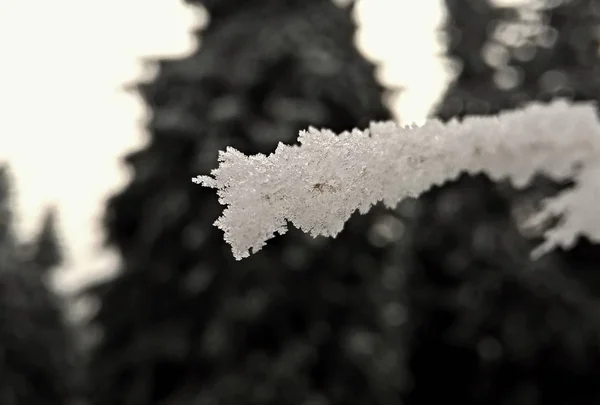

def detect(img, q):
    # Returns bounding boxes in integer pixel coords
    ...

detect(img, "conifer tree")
[0,165,80,405]
[30,207,63,272]
[84,1,406,404]
[399,1,600,403]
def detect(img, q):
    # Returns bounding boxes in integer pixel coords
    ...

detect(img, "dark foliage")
[30,207,63,272]
[0,165,80,405]
[84,1,407,405]
[438,0,600,119]
[399,0,600,404]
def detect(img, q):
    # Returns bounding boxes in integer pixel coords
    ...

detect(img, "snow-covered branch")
[193,100,600,260]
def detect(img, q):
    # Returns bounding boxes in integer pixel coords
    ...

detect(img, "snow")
[196,101,600,261]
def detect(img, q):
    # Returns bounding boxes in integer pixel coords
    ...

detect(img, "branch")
[193,100,600,260]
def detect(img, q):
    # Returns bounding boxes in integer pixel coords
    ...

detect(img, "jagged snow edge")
[194,100,600,261]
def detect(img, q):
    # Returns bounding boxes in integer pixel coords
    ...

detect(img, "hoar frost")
[193,100,600,261]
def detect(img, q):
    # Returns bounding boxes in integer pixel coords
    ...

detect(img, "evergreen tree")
[84,1,406,404]
[0,166,16,267]
[438,0,600,119]
[399,0,600,404]
[29,207,63,272]
[0,165,81,405]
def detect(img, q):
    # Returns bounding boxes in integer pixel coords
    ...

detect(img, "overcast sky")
[0,0,526,294]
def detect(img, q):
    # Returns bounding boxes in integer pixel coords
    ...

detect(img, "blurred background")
[0,0,525,294]
[2,1,600,405]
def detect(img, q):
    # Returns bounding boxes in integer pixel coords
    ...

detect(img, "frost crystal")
[194,100,600,260]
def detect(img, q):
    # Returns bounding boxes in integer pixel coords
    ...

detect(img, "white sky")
[0,0,527,294]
